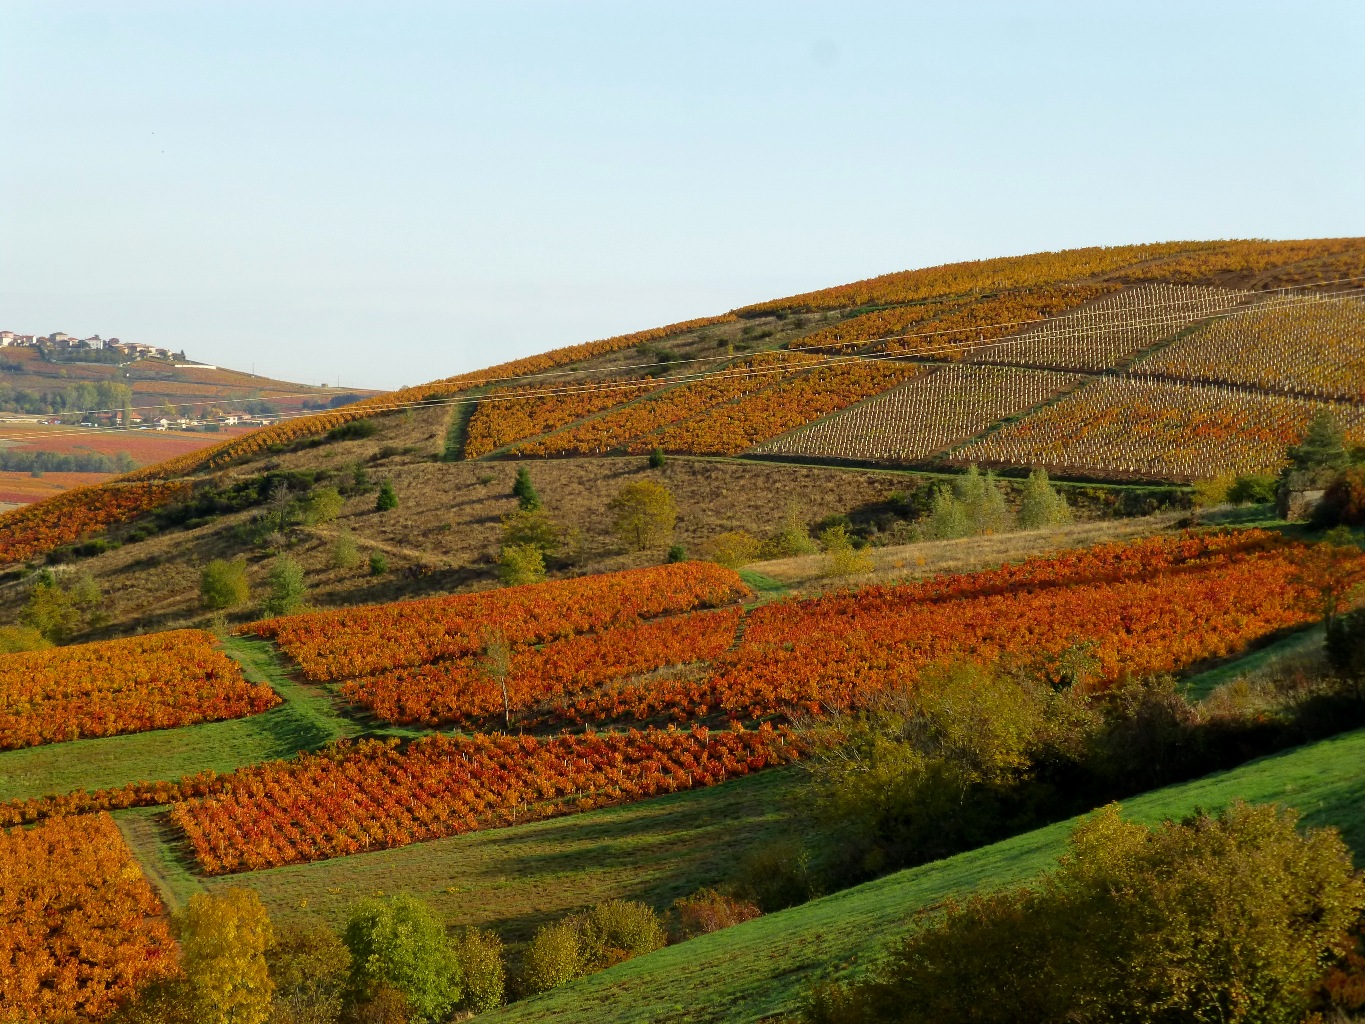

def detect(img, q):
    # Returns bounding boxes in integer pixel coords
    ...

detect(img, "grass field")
[0,637,358,802]
[484,726,1365,1024]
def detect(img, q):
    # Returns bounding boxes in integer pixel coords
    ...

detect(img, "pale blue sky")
[2,2,1362,390]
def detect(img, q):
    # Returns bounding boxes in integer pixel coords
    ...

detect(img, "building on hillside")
[0,331,14,346]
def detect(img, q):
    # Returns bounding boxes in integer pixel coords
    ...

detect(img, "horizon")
[3,1,1363,391]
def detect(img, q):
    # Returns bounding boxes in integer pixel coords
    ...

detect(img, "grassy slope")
[485,726,1365,1024]
[0,637,358,802]
[121,764,800,941]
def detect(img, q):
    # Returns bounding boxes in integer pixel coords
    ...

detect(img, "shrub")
[266,919,352,1024]
[519,920,583,995]
[343,895,461,1024]
[201,558,250,611]
[326,419,378,442]
[374,481,398,512]
[0,624,51,654]
[301,486,344,525]
[764,506,817,558]
[703,530,763,569]
[801,803,1365,1024]
[449,927,505,1012]
[820,525,872,577]
[368,552,389,575]
[576,900,667,970]
[1192,473,1236,507]
[1018,467,1073,528]
[263,555,307,617]
[666,544,687,563]
[1228,472,1278,505]
[498,543,546,586]
[511,466,541,511]
[647,447,667,469]
[332,530,360,569]
[609,479,678,550]
[733,841,817,912]
[500,508,563,555]
[672,889,762,940]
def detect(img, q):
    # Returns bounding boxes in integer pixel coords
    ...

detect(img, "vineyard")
[0,629,278,749]
[755,365,1082,463]
[968,283,1248,372]
[169,726,799,873]
[955,375,1365,480]
[1135,291,1365,400]
[0,813,176,1023]
[463,377,662,458]
[0,480,192,565]
[629,359,927,456]
[340,606,742,727]
[248,561,749,682]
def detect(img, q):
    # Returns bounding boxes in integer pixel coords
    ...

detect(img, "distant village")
[0,330,176,360]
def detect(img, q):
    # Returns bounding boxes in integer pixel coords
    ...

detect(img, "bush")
[511,466,541,511]
[733,841,817,912]
[519,920,582,995]
[500,508,563,555]
[343,895,461,1024]
[820,525,872,578]
[200,558,250,611]
[1017,467,1072,528]
[301,486,344,525]
[1192,473,1236,507]
[263,555,307,617]
[703,530,762,568]
[175,888,275,1024]
[666,544,687,563]
[332,530,360,569]
[498,543,546,586]
[0,624,51,654]
[1228,472,1278,505]
[609,479,678,550]
[672,889,762,940]
[374,480,398,512]
[266,919,351,1024]
[519,901,666,996]
[763,506,817,558]
[801,803,1365,1024]
[325,419,378,442]
[368,552,388,575]
[647,447,667,469]
[449,927,505,1012]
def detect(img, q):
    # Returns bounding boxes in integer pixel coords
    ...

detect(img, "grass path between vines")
[0,636,359,802]
[484,726,1365,1024]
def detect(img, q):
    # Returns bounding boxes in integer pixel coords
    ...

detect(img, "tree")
[609,479,677,550]
[1018,468,1073,529]
[374,480,398,512]
[301,487,344,526]
[343,895,461,1024]
[21,570,105,642]
[954,466,1013,535]
[764,505,817,558]
[924,486,970,540]
[511,466,541,511]
[820,524,872,577]
[450,928,505,1012]
[331,530,360,569]
[1288,409,1348,474]
[263,555,307,617]
[498,543,546,586]
[647,448,667,469]
[266,919,352,1024]
[175,888,275,1024]
[201,558,250,610]
[500,508,562,555]
[479,632,513,729]
[368,552,389,575]
[703,530,762,568]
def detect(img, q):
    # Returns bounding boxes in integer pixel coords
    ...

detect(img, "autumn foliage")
[463,377,663,458]
[0,480,192,566]
[0,629,278,750]
[169,725,799,874]
[0,812,177,1023]
[248,561,748,683]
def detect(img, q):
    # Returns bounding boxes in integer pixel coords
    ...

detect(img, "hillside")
[6,238,1365,1024]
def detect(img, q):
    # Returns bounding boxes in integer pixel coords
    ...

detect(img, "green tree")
[176,888,275,1024]
[262,555,307,617]
[500,508,563,555]
[331,530,360,569]
[1018,467,1073,529]
[647,447,667,469]
[924,486,970,540]
[803,802,1365,1024]
[498,543,546,586]
[1288,409,1348,473]
[368,552,389,575]
[201,558,250,611]
[511,465,541,511]
[265,919,352,1024]
[954,465,1013,535]
[374,480,398,512]
[609,479,678,550]
[301,487,344,526]
[343,895,461,1024]
[21,570,104,642]
[450,927,505,1012]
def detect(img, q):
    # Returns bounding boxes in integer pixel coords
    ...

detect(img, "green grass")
[0,636,360,802]
[122,766,801,941]
[485,726,1365,1024]
[736,567,788,596]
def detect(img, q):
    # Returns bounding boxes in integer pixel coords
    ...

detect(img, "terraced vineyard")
[955,375,1365,479]
[755,365,1082,463]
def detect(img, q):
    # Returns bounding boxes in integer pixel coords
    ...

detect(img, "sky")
[2,2,1363,391]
